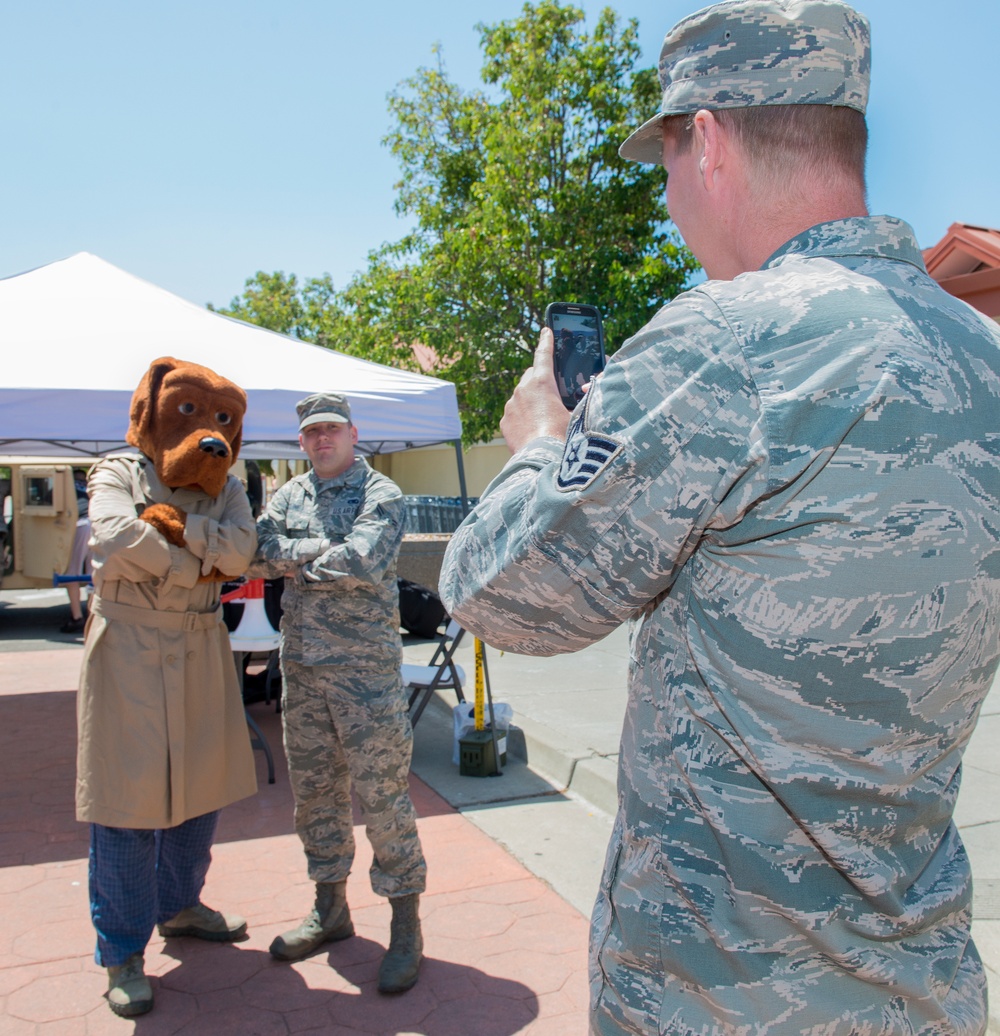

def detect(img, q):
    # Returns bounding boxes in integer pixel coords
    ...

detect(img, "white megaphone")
[226,578,280,653]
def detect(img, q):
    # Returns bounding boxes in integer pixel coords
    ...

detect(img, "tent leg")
[453,441,470,517]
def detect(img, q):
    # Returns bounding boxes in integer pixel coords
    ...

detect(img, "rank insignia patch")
[556,413,622,491]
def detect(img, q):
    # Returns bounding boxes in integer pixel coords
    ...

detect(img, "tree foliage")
[217,2,698,443]
[208,271,343,348]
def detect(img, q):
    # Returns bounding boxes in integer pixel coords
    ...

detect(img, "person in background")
[250,392,427,995]
[245,459,264,518]
[439,1,1000,1032]
[60,467,91,634]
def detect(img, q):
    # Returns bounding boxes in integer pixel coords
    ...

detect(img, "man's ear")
[693,109,722,190]
[126,357,178,455]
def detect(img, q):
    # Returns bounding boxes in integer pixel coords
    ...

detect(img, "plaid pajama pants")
[88,811,219,966]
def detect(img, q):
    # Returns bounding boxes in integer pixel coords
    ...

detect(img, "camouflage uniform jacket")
[440,216,1000,1034]
[252,457,405,671]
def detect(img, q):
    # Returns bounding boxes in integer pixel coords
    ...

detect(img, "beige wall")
[372,440,509,498]
[263,442,510,499]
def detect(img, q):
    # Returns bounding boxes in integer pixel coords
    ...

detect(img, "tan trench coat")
[76,456,258,829]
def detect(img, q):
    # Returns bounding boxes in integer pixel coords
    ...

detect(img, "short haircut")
[664,104,868,190]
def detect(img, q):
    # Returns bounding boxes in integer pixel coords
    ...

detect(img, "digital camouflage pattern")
[281,658,426,894]
[296,391,352,429]
[620,0,871,164]
[441,215,1000,1035]
[252,457,405,668]
[252,457,426,896]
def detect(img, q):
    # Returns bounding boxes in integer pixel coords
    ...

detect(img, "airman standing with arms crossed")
[251,393,426,994]
[441,1,1000,1033]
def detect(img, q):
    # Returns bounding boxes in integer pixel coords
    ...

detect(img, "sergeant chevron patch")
[556,412,622,491]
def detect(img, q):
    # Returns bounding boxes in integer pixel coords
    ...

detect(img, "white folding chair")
[402,619,467,726]
[226,579,280,784]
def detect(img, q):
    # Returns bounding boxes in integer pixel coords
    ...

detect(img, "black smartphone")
[545,302,606,410]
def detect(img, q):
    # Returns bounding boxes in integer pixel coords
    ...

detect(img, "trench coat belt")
[91,595,223,632]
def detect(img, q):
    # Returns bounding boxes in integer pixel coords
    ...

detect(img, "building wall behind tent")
[372,440,509,498]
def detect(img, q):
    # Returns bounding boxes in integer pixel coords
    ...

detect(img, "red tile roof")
[924,222,1000,319]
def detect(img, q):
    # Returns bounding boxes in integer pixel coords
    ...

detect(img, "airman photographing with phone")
[441,2,1000,1033]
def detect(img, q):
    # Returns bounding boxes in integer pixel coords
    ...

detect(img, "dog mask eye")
[215,411,232,426]
[178,402,196,416]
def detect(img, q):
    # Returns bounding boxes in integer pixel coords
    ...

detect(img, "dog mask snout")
[199,436,231,459]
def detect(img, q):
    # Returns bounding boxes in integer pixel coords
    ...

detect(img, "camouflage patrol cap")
[296,392,352,430]
[619,0,871,164]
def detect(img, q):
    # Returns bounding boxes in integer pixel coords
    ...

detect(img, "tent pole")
[453,440,470,517]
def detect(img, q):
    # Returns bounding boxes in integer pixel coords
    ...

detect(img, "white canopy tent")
[0,252,463,462]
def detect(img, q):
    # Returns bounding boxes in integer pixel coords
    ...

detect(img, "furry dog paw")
[141,503,188,547]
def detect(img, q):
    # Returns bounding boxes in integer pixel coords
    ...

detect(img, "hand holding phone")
[545,302,606,410]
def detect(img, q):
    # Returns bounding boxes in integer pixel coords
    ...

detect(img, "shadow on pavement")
[0,589,86,651]
[0,684,462,869]
[138,938,540,1035]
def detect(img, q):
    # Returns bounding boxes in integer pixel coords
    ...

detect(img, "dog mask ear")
[228,424,243,466]
[126,357,178,458]
[227,407,244,465]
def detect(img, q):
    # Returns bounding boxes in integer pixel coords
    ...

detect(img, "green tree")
[340,1,697,442]
[218,2,698,443]
[209,271,344,348]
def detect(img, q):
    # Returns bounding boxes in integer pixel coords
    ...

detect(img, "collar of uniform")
[138,457,174,504]
[307,455,367,494]
[763,215,926,275]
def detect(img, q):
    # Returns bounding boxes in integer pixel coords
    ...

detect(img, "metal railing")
[403,496,477,534]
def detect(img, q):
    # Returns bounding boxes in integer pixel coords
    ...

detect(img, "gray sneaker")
[107,952,153,1017]
[158,902,247,941]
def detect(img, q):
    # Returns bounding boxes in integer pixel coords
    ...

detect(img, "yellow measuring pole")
[474,637,485,731]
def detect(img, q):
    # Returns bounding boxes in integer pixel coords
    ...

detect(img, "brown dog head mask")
[126,357,247,498]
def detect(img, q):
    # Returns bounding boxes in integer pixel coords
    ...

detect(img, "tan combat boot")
[377,893,423,994]
[106,952,153,1017]
[269,881,354,961]
[158,902,247,941]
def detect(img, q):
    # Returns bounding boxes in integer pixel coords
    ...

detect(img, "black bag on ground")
[397,577,447,638]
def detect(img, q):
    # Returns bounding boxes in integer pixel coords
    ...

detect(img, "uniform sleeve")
[300,479,405,589]
[183,476,258,578]
[439,293,767,656]
[249,482,330,579]
[88,459,201,589]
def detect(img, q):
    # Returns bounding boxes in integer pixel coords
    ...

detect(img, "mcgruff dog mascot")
[76,357,258,1017]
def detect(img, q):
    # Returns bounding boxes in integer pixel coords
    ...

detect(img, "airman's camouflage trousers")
[280,657,427,897]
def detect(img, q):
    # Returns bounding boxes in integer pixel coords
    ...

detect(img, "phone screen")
[548,305,605,410]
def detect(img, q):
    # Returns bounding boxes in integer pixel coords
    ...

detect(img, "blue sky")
[1,0,996,309]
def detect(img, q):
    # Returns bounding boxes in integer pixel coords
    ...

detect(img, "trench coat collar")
[138,455,215,506]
